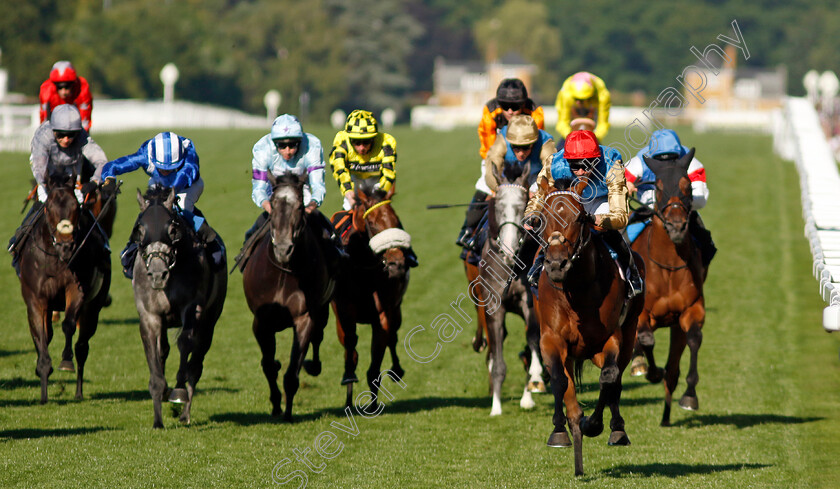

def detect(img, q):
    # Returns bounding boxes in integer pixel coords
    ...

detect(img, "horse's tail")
[573,359,585,394]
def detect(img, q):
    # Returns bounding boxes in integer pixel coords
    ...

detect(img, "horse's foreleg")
[367,319,389,409]
[544,351,572,448]
[385,308,404,381]
[333,301,359,395]
[661,324,688,427]
[562,357,585,477]
[284,314,313,422]
[59,285,84,373]
[637,312,664,383]
[485,310,506,416]
[140,319,166,428]
[466,262,488,352]
[253,316,282,417]
[26,295,52,404]
[679,302,704,412]
[303,306,326,377]
[73,305,101,400]
[524,306,545,395]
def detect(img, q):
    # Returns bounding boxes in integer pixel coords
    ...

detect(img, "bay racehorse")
[130,186,227,428]
[463,162,545,415]
[18,173,111,403]
[628,149,706,426]
[331,187,410,409]
[243,173,335,421]
[534,176,644,476]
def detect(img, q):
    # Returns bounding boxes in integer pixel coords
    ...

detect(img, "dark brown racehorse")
[243,173,335,421]
[463,162,545,415]
[332,188,410,409]
[130,187,227,428]
[629,149,706,426]
[534,176,644,476]
[18,173,111,403]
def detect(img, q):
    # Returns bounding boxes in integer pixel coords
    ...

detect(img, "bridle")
[544,190,592,266]
[492,183,528,252]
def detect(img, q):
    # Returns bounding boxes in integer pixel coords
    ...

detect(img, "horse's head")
[267,173,306,265]
[489,161,530,267]
[44,173,80,261]
[539,176,593,283]
[644,148,694,244]
[357,187,409,279]
[133,187,186,289]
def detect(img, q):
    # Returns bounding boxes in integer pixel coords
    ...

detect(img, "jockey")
[242,114,343,271]
[457,114,556,252]
[39,61,93,132]
[554,72,611,141]
[457,79,547,248]
[625,128,717,266]
[100,132,225,276]
[8,104,107,274]
[525,130,642,298]
[328,109,418,267]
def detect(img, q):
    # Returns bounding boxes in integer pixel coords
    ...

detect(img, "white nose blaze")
[56,219,74,235]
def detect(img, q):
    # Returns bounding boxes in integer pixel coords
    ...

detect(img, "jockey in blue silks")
[525,129,642,298]
[624,129,715,266]
[237,114,344,273]
[100,131,225,277]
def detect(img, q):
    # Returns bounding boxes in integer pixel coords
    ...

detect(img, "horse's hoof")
[630,356,648,377]
[547,430,572,447]
[472,336,487,353]
[527,380,546,393]
[608,431,631,446]
[646,367,665,384]
[168,388,189,404]
[303,360,322,376]
[58,360,75,372]
[391,365,405,381]
[341,374,358,385]
[679,395,699,411]
[580,416,604,438]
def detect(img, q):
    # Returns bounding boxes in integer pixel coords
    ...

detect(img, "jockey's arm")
[304,136,327,206]
[595,163,629,230]
[81,135,107,183]
[688,156,709,209]
[555,90,573,138]
[524,164,554,217]
[483,138,507,194]
[329,138,354,196]
[478,105,497,160]
[376,134,397,193]
[592,76,611,140]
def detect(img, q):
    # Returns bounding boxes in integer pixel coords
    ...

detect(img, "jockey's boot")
[405,247,419,268]
[120,241,138,279]
[196,220,225,271]
[9,202,46,276]
[602,230,643,300]
[527,251,544,290]
[690,211,717,267]
[456,190,489,248]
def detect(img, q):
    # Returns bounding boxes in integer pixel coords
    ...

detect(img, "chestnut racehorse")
[331,188,410,409]
[534,176,644,476]
[629,149,706,426]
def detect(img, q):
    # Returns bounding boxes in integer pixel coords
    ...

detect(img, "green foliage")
[473,0,563,103]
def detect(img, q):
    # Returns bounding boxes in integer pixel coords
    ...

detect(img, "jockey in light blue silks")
[240,114,342,272]
[525,130,642,298]
[624,128,716,266]
[100,131,225,277]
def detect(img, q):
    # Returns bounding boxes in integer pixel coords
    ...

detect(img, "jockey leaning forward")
[8,105,108,275]
[100,131,225,277]
[525,130,643,298]
[328,109,418,267]
[625,128,716,267]
[239,114,344,272]
[456,78,546,248]
[39,61,93,132]
[554,72,610,141]
[458,114,556,259]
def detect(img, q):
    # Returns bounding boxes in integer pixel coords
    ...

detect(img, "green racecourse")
[1,123,840,489]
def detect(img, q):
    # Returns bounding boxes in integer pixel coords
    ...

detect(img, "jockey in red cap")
[39,61,93,132]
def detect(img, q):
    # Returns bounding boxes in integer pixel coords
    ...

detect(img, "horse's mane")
[143,185,175,204]
[47,172,75,189]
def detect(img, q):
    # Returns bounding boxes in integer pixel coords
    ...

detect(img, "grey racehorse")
[130,187,227,428]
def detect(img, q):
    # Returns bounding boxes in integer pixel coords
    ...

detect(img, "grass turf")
[0,125,839,488]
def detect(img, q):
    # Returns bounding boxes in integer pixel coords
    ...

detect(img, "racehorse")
[130,186,227,428]
[534,176,644,476]
[463,162,545,415]
[17,173,111,403]
[628,149,706,426]
[331,187,410,409]
[243,173,335,421]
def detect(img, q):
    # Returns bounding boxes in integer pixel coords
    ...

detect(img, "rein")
[363,199,391,219]
[66,181,121,268]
